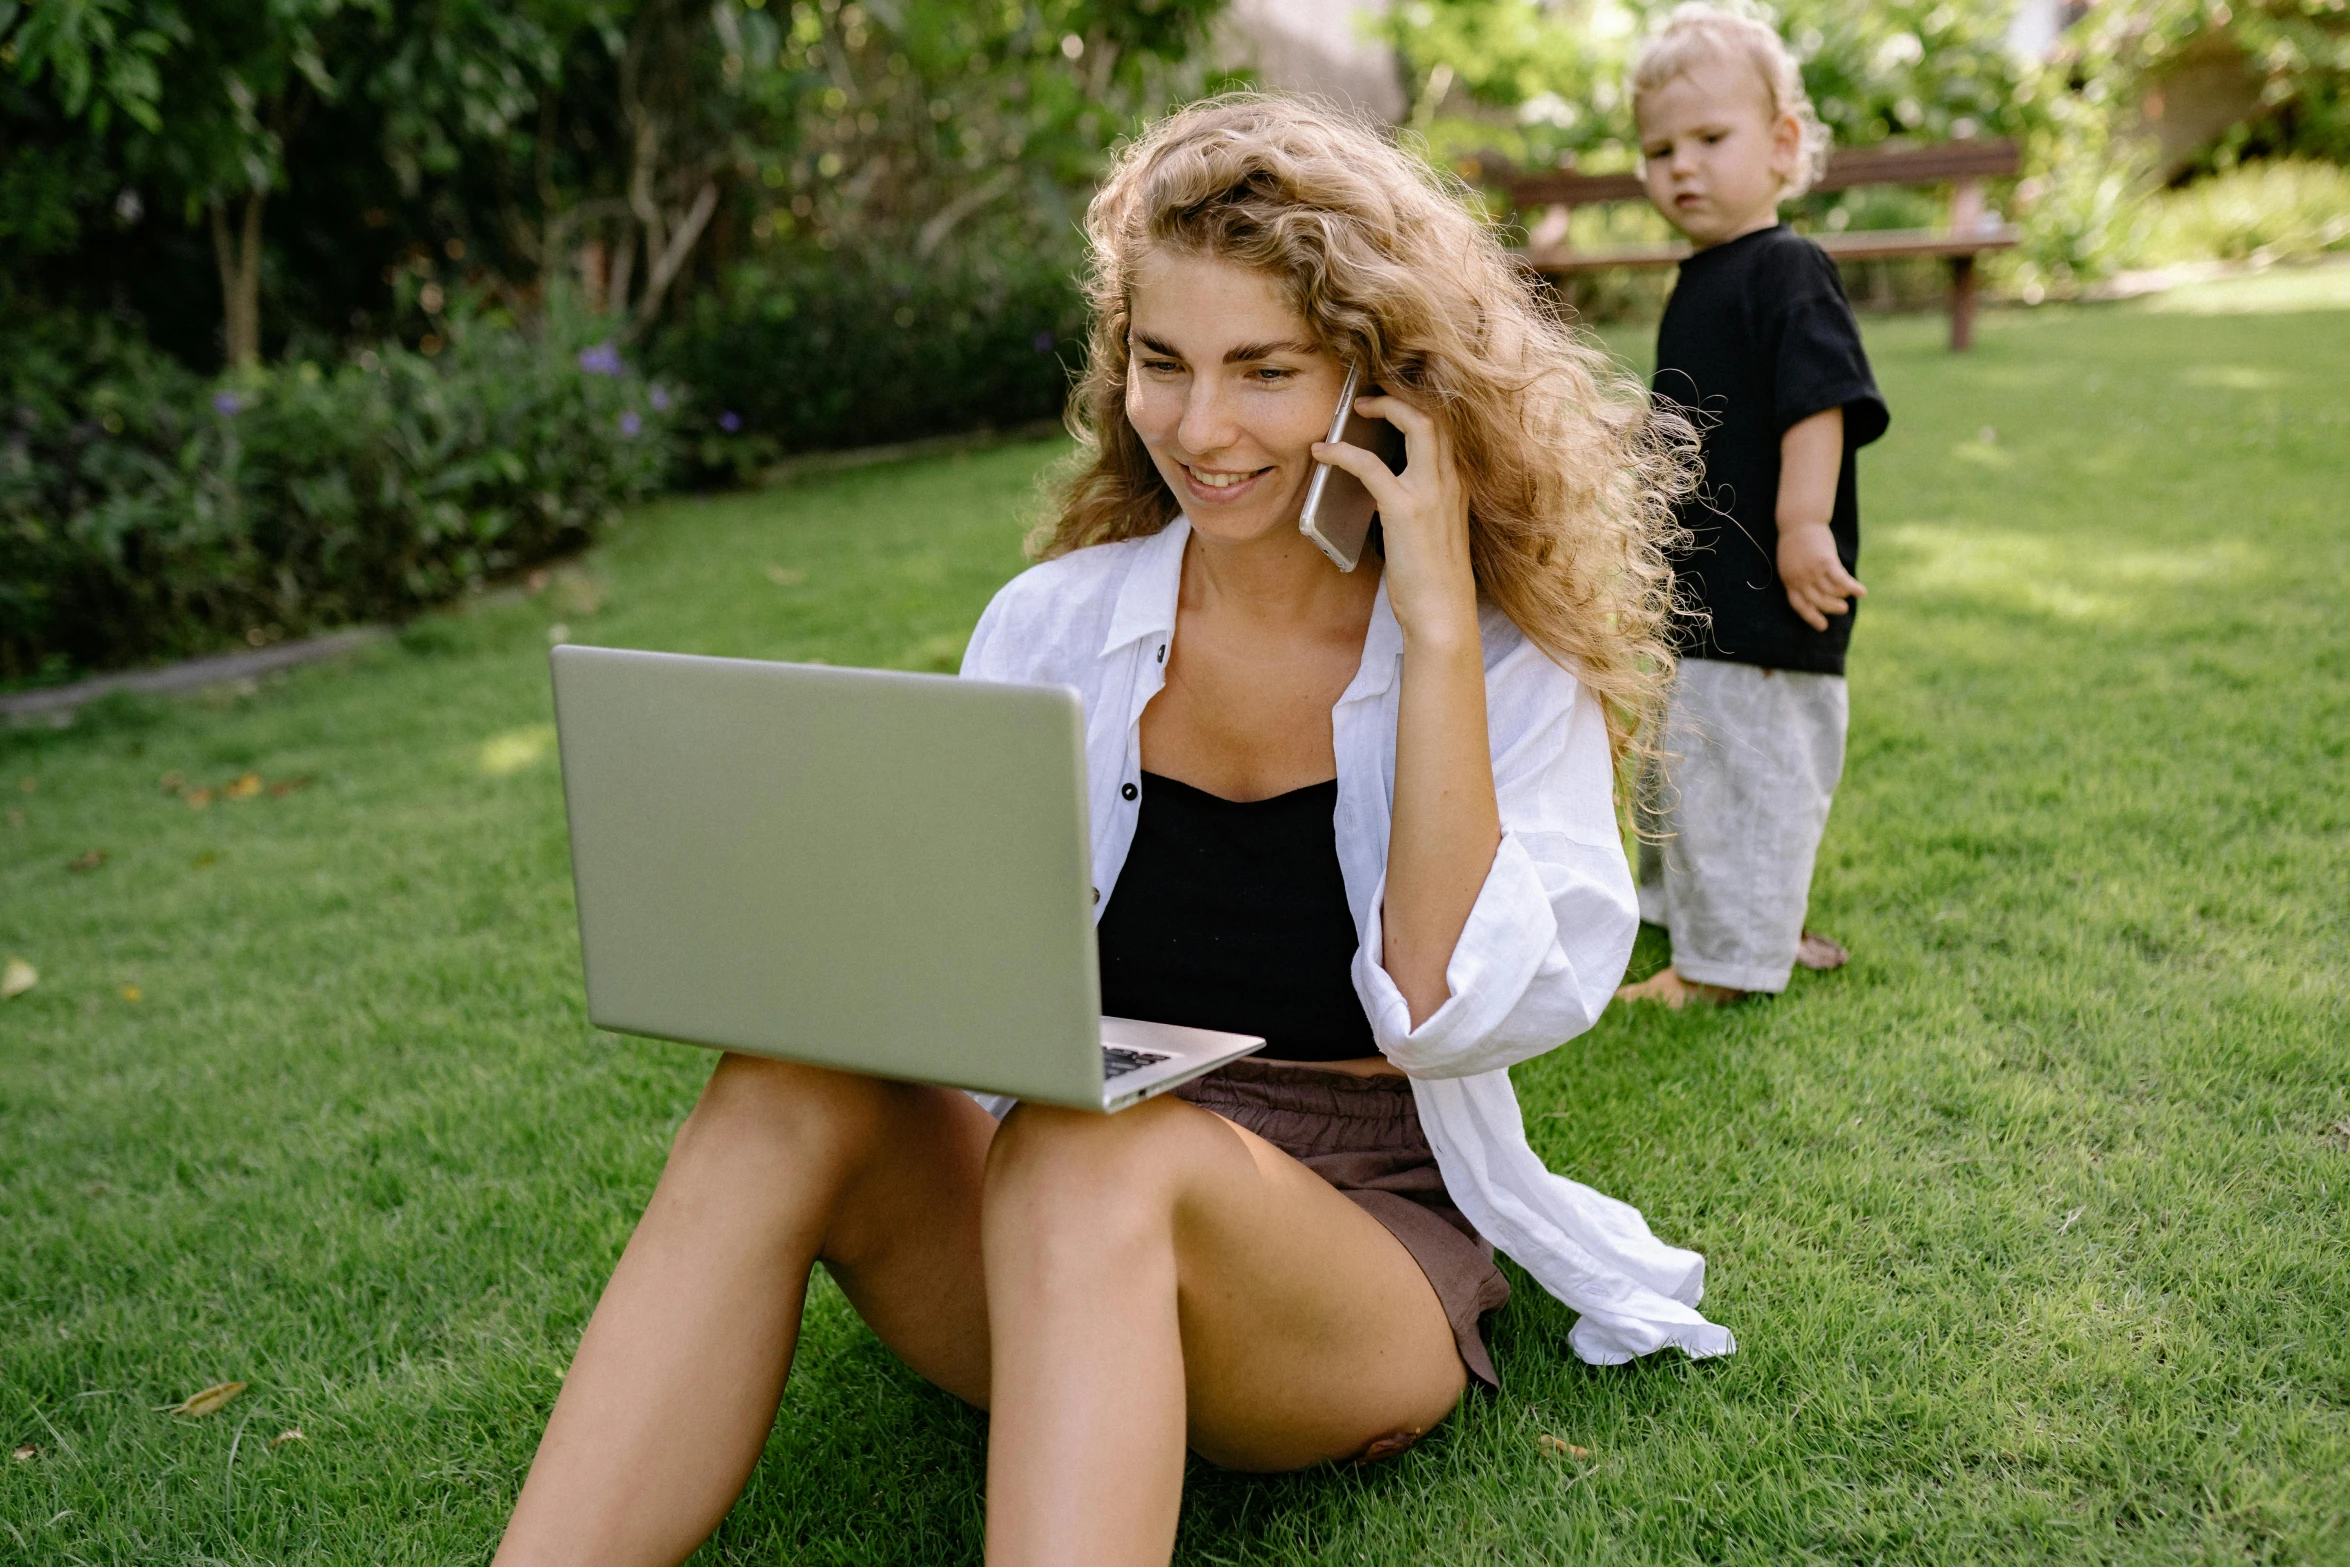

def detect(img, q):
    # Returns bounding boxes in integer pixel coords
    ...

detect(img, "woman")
[496,94,1732,1567]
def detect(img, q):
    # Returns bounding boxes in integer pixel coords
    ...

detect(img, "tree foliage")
[3,0,409,364]
[1384,0,2345,293]
[2056,0,2350,168]
[0,0,1229,676]
[1384,0,2032,174]
[0,0,1228,369]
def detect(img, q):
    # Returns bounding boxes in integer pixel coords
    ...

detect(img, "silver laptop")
[548,644,1263,1111]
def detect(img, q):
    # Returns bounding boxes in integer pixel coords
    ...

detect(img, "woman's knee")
[672,1054,906,1175]
[985,1095,1196,1186]
[982,1096,1209,1242]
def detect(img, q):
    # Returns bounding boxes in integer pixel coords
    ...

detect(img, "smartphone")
[1298,363,1407,573]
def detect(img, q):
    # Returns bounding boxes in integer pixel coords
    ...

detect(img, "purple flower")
[1033,332,1056,355]
[649,385,672,412]
[212,390,244,416]
[718,410,742,433]
[578,342,624,376]
[620,411,643,437]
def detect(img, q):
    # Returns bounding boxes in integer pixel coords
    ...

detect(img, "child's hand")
[1778,520,1865,631]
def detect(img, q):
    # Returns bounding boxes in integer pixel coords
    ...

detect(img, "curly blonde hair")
[1630,4,1832,196]
[1034,92,1694,763]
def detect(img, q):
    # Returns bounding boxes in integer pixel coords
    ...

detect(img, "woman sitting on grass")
[496,92,1731,1567]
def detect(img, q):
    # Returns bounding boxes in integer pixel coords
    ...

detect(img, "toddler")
[1616,4,1889,1008]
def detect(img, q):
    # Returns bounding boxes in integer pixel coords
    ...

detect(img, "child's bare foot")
[1615,967,1748,1009]
[1795,931,1849,971]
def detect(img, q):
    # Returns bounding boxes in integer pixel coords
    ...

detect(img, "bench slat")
[1816,223,2020,260]
[1522,224,2019,274]
[1495,139,2021,210]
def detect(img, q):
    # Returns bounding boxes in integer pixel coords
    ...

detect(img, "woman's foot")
[1614,966,1748,1009]
[1795,931,1849,971]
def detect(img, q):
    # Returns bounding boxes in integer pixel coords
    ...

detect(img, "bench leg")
[1948,254,1979,351]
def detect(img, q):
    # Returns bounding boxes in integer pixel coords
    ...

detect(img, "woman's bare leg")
[981,1095,1469,1567]
[494,1054,997,1567]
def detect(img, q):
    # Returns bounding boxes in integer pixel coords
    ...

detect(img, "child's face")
[1635,55,1802,248]
[1123,248,1350,547]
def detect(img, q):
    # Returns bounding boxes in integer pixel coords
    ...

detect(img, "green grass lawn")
[5,271,2347,1564]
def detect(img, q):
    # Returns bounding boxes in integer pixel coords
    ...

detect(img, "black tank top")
[1095,771,1376,1063]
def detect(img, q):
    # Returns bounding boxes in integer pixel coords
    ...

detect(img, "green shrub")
[0,295,672,680]
[654,249,1083,484]
[2143,159,2350,266]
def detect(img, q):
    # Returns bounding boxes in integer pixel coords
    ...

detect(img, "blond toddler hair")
[1630,4,1832,196]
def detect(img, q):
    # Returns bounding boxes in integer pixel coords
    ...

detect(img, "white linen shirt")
[961,518,1734,1365]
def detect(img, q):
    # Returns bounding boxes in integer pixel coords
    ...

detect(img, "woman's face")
[1124,248,1350,547]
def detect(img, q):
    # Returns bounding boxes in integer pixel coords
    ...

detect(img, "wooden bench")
[1472,139,2022,350]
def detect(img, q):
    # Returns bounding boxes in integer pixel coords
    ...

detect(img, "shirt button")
[1156,644,1166,664]
[1121,782,1138,801]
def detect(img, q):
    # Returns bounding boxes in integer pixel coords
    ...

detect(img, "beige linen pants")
[1635,657,1847,994]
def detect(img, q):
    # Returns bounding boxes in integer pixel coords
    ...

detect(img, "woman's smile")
[1179,461,1276,501]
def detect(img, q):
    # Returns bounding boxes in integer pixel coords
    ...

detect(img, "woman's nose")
[1176,382,1240,456]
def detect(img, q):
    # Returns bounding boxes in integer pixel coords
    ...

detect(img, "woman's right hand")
[1310,390,1478,655]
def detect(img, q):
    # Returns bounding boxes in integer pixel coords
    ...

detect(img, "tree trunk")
[631,178,719,330]
[209,191,266,371]
[604,227,637,316]
[608,0,721,337]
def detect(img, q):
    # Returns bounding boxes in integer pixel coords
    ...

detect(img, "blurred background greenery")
[3,0,2343,680]
[1387,0,2349,308]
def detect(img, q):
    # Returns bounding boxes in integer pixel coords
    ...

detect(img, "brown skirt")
[1173,1056,1510,1389]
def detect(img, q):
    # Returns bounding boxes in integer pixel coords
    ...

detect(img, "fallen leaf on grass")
[1538,1434,1592,1460]
[11,1443,35,1462]
[267,1428,305,1448]
[68,849,107,872]
[170,1382,246,1417]
[2322,1119,2350,1151]
[185,787,214,809]
[765,564,807,587]
[222,772,263,801]
[2,958,36,1000]
[159,770,187,794]
[120,985,143,1003]
[16,777,33,794]
[267,775,313,797]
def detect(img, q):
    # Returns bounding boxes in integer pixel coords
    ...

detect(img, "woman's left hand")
[1312,391,1478,648]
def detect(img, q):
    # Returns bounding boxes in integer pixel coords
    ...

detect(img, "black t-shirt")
[1095,772,1374,1062]
[1653,224,1889,675]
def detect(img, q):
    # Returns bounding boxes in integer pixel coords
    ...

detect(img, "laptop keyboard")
[1102,1045,1172,1081]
